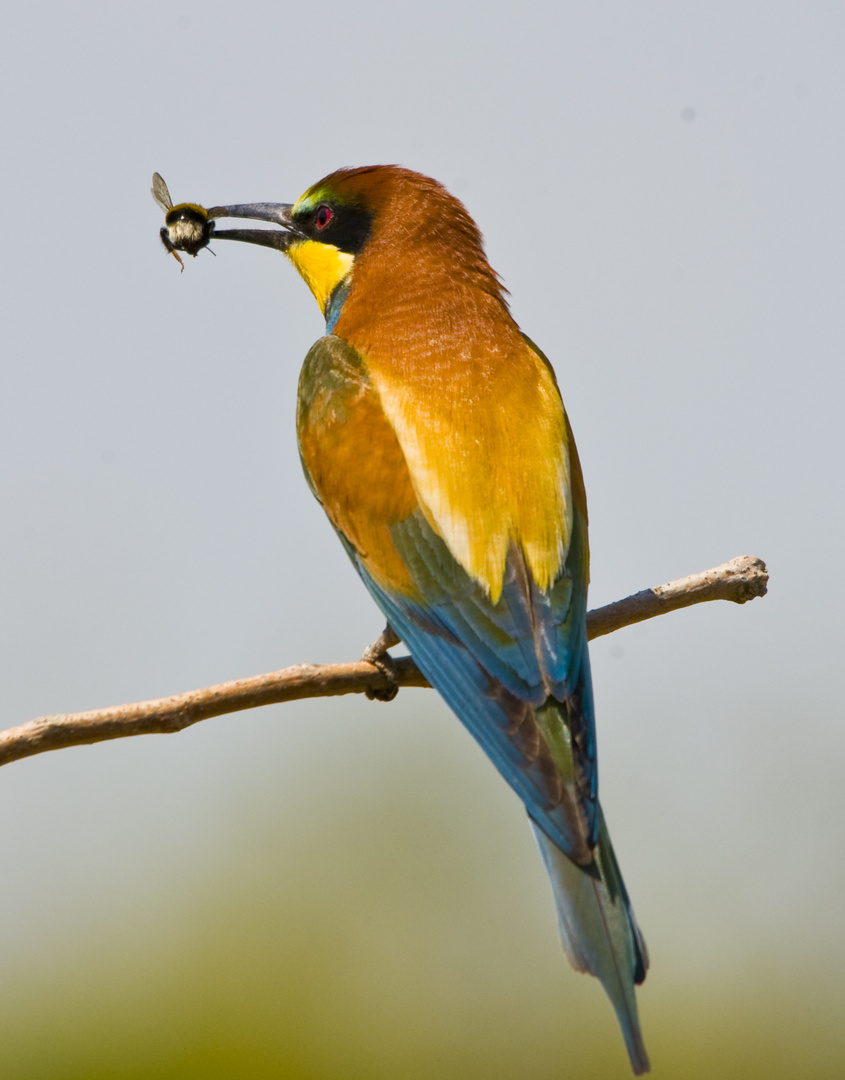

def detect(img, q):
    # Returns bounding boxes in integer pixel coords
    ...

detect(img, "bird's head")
[207,166,505,332]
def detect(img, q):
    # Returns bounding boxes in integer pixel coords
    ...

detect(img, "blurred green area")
[1,709,842,1080]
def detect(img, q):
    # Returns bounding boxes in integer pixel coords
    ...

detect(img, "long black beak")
[206,202,299,253]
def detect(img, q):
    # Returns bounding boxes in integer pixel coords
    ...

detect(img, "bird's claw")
[362,624,401,702]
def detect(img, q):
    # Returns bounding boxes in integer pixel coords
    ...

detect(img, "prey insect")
[151,172,214,271]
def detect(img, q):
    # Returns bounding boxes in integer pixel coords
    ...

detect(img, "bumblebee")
[151,172,214,271]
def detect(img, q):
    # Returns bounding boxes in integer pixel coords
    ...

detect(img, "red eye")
[315,204,333,229]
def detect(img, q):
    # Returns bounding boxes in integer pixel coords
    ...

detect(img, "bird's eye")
[315,205,333,230]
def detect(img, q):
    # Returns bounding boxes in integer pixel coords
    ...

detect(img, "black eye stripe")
[294,200,374,255]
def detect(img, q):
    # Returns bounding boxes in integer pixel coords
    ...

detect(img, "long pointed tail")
[531,810,650,1075]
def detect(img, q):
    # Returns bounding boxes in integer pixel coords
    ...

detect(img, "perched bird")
[201,166,649,1073]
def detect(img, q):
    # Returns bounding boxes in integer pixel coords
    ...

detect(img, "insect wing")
[151,172,173,213]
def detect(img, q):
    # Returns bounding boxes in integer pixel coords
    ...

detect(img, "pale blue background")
[0,3,842,1075]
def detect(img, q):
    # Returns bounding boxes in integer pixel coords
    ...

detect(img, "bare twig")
[586,554,768,638]
[0,555,766,770]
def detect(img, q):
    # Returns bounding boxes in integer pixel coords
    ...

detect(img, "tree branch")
[585,553,768,638]
[0,555,767,770]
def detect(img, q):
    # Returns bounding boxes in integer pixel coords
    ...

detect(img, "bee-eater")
[204,166,649,1073]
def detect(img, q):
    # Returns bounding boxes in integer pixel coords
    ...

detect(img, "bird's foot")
[362,624,401,702]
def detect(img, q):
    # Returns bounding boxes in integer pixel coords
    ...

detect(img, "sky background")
[0,2,843,1077]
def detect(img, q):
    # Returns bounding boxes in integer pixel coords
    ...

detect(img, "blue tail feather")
[532,814,650,1075]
